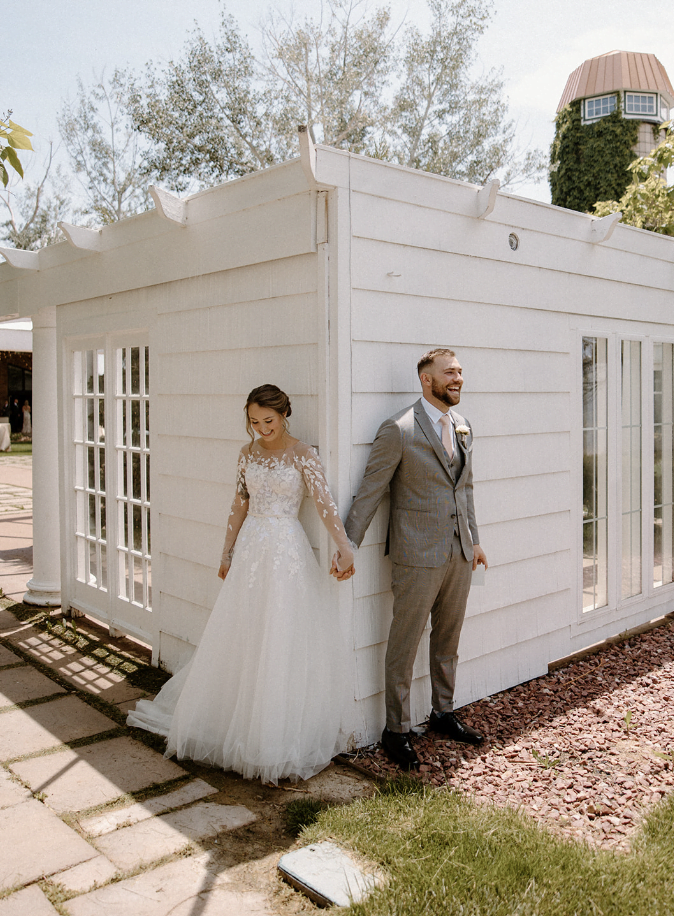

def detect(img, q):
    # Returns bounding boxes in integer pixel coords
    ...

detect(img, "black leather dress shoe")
[427,711,484,745]
[381,727,420,770]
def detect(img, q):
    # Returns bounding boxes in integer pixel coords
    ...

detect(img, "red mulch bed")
[347,619,674,850]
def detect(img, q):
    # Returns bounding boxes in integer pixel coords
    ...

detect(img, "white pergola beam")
[150,186,187,226]
[0,247,40,270]
[58,222,103,251]
[590,212,622,244]
[475,179,500,219]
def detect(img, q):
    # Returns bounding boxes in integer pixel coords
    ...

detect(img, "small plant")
[285,797,326,837]
[623,710,633,735]
[653,746,674,766]
[532,749,561,769]
[377,772,426,797]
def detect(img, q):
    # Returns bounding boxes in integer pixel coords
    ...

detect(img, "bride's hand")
[330,552,355,581]
[218,564,229,580]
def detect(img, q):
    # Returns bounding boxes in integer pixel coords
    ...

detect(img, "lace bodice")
[221,441,354,571]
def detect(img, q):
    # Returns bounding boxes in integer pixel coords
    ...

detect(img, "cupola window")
[625,93,656,115]
[585,94,617,120]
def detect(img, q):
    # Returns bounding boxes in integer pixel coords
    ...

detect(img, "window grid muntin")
[116,346,151,610]
[625,93,656,115]
[73,349,107,592]
[585,94,617,120]
[582,337,608,611]
[654,343,674,588]
[621,341,642,599]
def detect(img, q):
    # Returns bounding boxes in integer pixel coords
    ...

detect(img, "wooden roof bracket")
[590,212,622,244]
[58,222,103,252]
[475,179,500,219]
[0,247,40,270]
[298,126,332,191]
[149,186,187,226]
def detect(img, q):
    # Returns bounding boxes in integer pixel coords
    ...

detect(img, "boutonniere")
[455,424,470,444]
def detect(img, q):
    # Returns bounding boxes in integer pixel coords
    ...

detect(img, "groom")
[338,348,488,769]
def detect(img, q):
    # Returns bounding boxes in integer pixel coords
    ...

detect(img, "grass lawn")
[303,777,674,915]
[6,440,32,455]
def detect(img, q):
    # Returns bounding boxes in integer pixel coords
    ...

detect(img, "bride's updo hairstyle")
[244,384,292,442]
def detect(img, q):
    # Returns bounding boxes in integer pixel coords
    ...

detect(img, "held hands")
[472,545,488,572]
[330,552,355,581]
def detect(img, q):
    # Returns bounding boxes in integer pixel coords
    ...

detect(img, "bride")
[127,384,356,784]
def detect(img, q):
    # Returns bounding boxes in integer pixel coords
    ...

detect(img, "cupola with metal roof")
[557,50,673,128]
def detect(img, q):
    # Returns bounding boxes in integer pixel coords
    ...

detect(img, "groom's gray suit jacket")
[345,399,479,566]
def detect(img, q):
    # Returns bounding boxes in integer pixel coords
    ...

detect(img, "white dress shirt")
[420,396,456,453]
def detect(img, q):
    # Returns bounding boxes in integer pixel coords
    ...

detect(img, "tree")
[594,121,674,235]
[0,143,71,250]
[0,113,33,187]
[60,70,151,224]
[128,0,544,191]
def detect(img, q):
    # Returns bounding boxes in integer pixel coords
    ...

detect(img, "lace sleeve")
[220,447,250,568]
[294,443,355,570]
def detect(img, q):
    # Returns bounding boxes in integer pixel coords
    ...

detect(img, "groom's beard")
[431,377,460,407]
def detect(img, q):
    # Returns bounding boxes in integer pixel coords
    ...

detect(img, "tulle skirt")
[127,515,350,784]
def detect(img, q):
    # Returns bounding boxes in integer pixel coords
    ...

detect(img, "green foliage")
[303,785,674,915]
[549,98,639,213]
[0,114,33,187]
[128,0,545,193]
[594,120,674,235]
[284,797,326,836]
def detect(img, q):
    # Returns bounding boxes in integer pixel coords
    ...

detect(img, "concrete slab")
[0,666,65,707]
[9,736,187,814]
[278,841,380,908]
[0,643,21,666]
[4,632,147,703]
[0,467,32,490]
[80,778,218,836]
[63,853,266,916]
[160,886,272,915]
[0,609,32,635]
[0,768,31,809]
[51,855,118,896]
[95,803,257,871]
[0,798,98,891]
[0,695,118,761]
[0,885,59,916]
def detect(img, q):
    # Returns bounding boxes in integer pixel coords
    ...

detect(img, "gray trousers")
[386,532,472,733]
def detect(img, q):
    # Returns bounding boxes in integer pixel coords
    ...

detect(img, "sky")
[4,0,674,209]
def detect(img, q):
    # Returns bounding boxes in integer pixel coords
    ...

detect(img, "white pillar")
[24,306,61,606]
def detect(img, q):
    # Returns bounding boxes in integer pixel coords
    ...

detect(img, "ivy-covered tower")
[550,50,674,213]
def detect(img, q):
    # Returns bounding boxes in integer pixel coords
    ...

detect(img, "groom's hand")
[472,545,488,571]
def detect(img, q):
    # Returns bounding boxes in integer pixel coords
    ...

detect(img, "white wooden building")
[2,133,674,745]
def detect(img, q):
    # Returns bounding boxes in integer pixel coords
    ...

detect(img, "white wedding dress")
[127,440,354,785]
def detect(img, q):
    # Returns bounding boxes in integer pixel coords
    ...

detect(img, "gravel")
[349,619,674,850]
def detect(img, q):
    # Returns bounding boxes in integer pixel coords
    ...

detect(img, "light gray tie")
[439,414,453,461]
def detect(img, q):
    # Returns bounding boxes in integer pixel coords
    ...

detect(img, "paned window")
[585,94,617,119]
[625,93,656,115]
[582,337,608,610]
[73,350,107,591]
[654,343,674,588]
[621,341,642,598]
[116,346,151,610]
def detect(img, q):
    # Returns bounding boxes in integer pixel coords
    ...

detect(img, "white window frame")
[583,94,617,123]
[624,92,657,117]
[64,331,153,644]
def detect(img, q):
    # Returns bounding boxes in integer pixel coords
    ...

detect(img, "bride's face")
[248,403,286,448]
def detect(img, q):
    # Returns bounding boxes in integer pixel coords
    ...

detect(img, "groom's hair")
[417,348,456,378]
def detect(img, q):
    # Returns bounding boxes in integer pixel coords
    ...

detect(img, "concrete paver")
[278,841,380,908]
[95,803,257,871]
[0,798,98,891]
[0,666,65,706]
[9,736,187,814]
[0,610,32,635]
[63,853,270,916]
[0,767,31,809]
[0,644,21,666]
[79,778,218,836]
[0,695,118,761]
[0,884,59,916]
[5,629,147,704]
[51,855,118,896]
[161,886,273,915]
